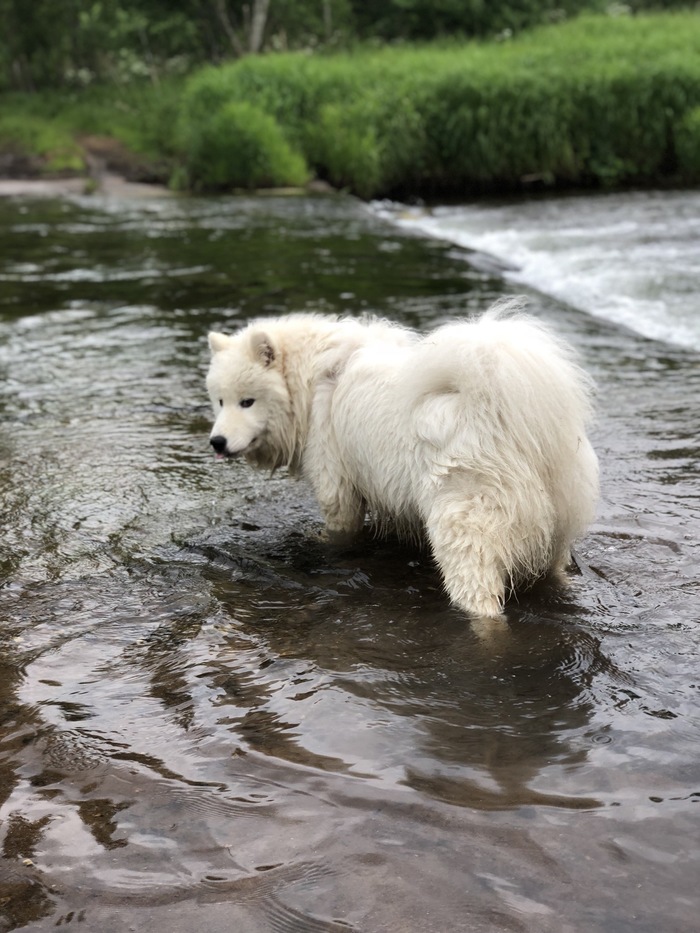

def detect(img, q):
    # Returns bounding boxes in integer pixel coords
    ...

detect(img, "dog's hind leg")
[425,488,511,619]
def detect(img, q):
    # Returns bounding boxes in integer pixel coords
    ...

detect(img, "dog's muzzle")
[210,435,229,456]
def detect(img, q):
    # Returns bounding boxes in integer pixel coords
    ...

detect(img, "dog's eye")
[218,399,223,408]
[240,398,255,409]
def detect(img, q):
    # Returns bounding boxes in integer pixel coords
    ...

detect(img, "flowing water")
[0,189,698,933]
[373,189,700,350]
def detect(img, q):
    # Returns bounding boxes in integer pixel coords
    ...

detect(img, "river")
[0,188,698,932]
[373,189,700,350]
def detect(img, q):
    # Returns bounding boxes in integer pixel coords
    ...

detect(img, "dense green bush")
[176,99,308,189]
[4,11,700,196]
[177,11,700,197]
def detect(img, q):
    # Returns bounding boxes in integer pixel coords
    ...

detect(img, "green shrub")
[177,99,308,189]
[308,103,381,196]
[4,11,700,196]
[179,11,700,197]
[305,88,427,196]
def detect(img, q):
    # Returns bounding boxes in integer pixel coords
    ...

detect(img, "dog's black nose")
[210,435,227,455]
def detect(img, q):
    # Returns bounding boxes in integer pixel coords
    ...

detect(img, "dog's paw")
[470,612,511,648]
[322,526,361,547]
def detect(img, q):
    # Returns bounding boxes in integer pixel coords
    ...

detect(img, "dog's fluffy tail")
[407,301,595,453]
[405,301,598,580]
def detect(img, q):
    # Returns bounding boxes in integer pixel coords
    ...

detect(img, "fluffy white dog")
[206,301,598,618]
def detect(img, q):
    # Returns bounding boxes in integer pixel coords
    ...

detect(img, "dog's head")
[206,327,290,468]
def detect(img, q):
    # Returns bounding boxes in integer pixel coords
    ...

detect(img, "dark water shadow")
[105,505,634,817]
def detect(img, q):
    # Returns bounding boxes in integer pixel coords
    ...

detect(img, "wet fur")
[206,300,599,618]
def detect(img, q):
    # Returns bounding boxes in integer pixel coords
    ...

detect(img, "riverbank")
[0,173,176,199]
[0,173,331,200]
[2,11,700,199]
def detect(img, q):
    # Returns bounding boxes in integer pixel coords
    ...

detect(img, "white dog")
[206,301,598,618]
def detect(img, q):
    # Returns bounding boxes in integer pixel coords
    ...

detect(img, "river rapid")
[0,189,698,932]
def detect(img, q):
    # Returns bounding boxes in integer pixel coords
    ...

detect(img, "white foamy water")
[373,189,700,351]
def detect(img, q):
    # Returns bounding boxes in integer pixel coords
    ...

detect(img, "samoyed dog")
[206,300,598,618]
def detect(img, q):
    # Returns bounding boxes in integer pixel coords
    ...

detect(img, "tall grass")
[177,11,700,196]
[3,12,700,195]
[177,99,308,189]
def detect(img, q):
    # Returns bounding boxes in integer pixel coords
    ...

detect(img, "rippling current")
[0,190,698,932]
[374,189,700,350]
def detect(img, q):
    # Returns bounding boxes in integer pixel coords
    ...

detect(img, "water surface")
[374,189,700,349]
[0,191,698,932]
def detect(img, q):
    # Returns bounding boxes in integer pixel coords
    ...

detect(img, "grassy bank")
[2,12,700,198]
[0,81,183,184]
[177,11,700,197]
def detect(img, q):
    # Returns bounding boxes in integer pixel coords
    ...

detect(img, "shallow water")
[373,189,700,350]
[0,191,698,932]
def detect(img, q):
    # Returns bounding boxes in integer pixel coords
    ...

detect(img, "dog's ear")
[208,332,230,354]
[250,331,276,367]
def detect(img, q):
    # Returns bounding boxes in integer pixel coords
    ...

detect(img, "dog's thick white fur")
[206,301,598,618]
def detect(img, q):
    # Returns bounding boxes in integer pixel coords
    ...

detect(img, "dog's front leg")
[314,472,366,538]
[306,384,366,537]
[302,431,365,536]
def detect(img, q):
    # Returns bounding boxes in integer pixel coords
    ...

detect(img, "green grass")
[177,99,309,189]
[0,107,84,173]
[2,12,700,196]
[177,11,700,195]
[0,82,183,179]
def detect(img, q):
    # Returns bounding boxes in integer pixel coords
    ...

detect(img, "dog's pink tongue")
[215,453,226,461]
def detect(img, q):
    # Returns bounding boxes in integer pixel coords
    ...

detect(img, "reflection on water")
[0,193,698,932]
